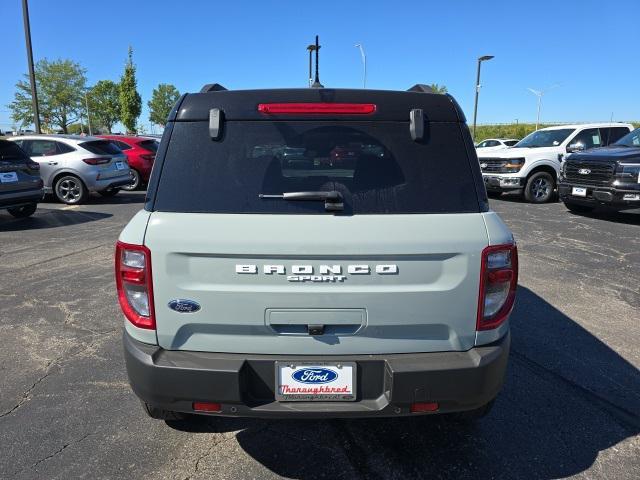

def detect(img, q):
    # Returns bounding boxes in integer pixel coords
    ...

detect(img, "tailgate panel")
[145,213,488,355]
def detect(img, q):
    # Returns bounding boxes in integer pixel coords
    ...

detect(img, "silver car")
[8,134,132,204]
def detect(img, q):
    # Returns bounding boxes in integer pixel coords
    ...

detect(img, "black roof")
[172,87,466,123]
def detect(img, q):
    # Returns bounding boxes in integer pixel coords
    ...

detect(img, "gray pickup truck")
[117,84,517,421]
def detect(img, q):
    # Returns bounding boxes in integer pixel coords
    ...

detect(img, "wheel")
[563,201,594,214]
[54,175,88,204]
[7,203,37,218]
[524,171,555,203]
[99,188,120,197]
[141,402,186,421]
[448,400,495,422]
[121,169,140,191]
[487,191,503,199]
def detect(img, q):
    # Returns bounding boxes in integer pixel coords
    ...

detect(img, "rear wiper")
[259,191,344,211]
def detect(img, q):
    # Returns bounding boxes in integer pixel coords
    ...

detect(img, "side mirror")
[566,142,585,153]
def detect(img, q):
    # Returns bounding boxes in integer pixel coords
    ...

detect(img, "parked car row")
[476,123,637,211]
[0,134,159,216]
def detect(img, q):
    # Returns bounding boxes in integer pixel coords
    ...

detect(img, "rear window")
[154,121,480,214]
[138,139,158,153]
[80,140,122,155]
[0,140,29,162]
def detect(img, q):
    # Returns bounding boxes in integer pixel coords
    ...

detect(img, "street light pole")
[84,92,92,135]
[306,44,316,87]
[311,35,324,88]
[471,55,494,142]
[355,43,366,88]
[21,0,41,134]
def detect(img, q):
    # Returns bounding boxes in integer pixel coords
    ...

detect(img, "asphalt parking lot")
[1,192,638,480]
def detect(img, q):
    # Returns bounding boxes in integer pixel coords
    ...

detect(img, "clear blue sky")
[1,0,639,131]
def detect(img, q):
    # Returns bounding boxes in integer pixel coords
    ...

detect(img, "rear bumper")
[559,183,640,209]
[131,163,153,182]
[0,188,44,209]
[124,331,510,418]
[89,172,133,192]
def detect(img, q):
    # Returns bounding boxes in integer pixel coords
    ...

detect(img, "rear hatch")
[144,92,489,355]
[79,140,129,178]
[0,140,41,194]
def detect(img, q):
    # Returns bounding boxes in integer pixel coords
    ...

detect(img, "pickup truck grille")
[564,161,614,186]
[479,158,508,173]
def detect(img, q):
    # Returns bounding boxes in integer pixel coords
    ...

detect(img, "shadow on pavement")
[167,287,639,479]
[87,191,146,205]
[0,209,112,232]
[567,208,640,226]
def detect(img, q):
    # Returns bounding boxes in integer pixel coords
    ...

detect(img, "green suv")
[117,84,517,420]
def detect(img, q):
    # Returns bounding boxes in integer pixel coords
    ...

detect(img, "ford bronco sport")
[117,84,517,420]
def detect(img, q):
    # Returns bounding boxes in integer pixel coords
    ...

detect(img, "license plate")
[572,187,587,197]
[0,172,18,183]
[275,362,356,401]
[115,161,126,170]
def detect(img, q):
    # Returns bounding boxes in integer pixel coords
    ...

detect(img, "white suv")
[478,123,634,203]
[476,138,519,151]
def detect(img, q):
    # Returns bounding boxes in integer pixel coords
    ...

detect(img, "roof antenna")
[311,35,324,88]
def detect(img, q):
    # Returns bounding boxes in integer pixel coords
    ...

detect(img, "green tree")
[67,123,91,135]
[428,83,448,94]
[88,80,120,133]
[148,83,180,126]
[8,58,87,133]
[119,46,142,133]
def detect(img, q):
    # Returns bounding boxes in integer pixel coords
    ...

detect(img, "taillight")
[258,103,376,115]
[477,244,518,331]
[83,157,111,165]
[115,241,155,329]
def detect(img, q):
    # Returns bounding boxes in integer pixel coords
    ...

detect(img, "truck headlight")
[615,163,640,182]
[503,158,525,173]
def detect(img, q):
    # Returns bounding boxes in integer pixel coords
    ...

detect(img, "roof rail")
[200,83,228,93]
[407,84,434,94]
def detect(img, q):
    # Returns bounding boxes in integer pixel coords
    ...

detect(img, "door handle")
[47,161,58,165]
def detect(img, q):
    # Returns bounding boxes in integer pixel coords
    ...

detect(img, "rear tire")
[54,175,88,204]
[121,169,140,191]
[99,188,120,197]
[141,402,187,421]
[563,201,594,214]
[7,203,37,218]
[524,171,555,203]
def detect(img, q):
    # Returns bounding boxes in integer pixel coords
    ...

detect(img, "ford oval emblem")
[168,299,201,313]
[578,168,591,175]
[292,368,338,384]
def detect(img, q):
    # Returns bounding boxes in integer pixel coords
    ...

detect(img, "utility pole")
[472,55,494,141]
[21,0,41,134]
